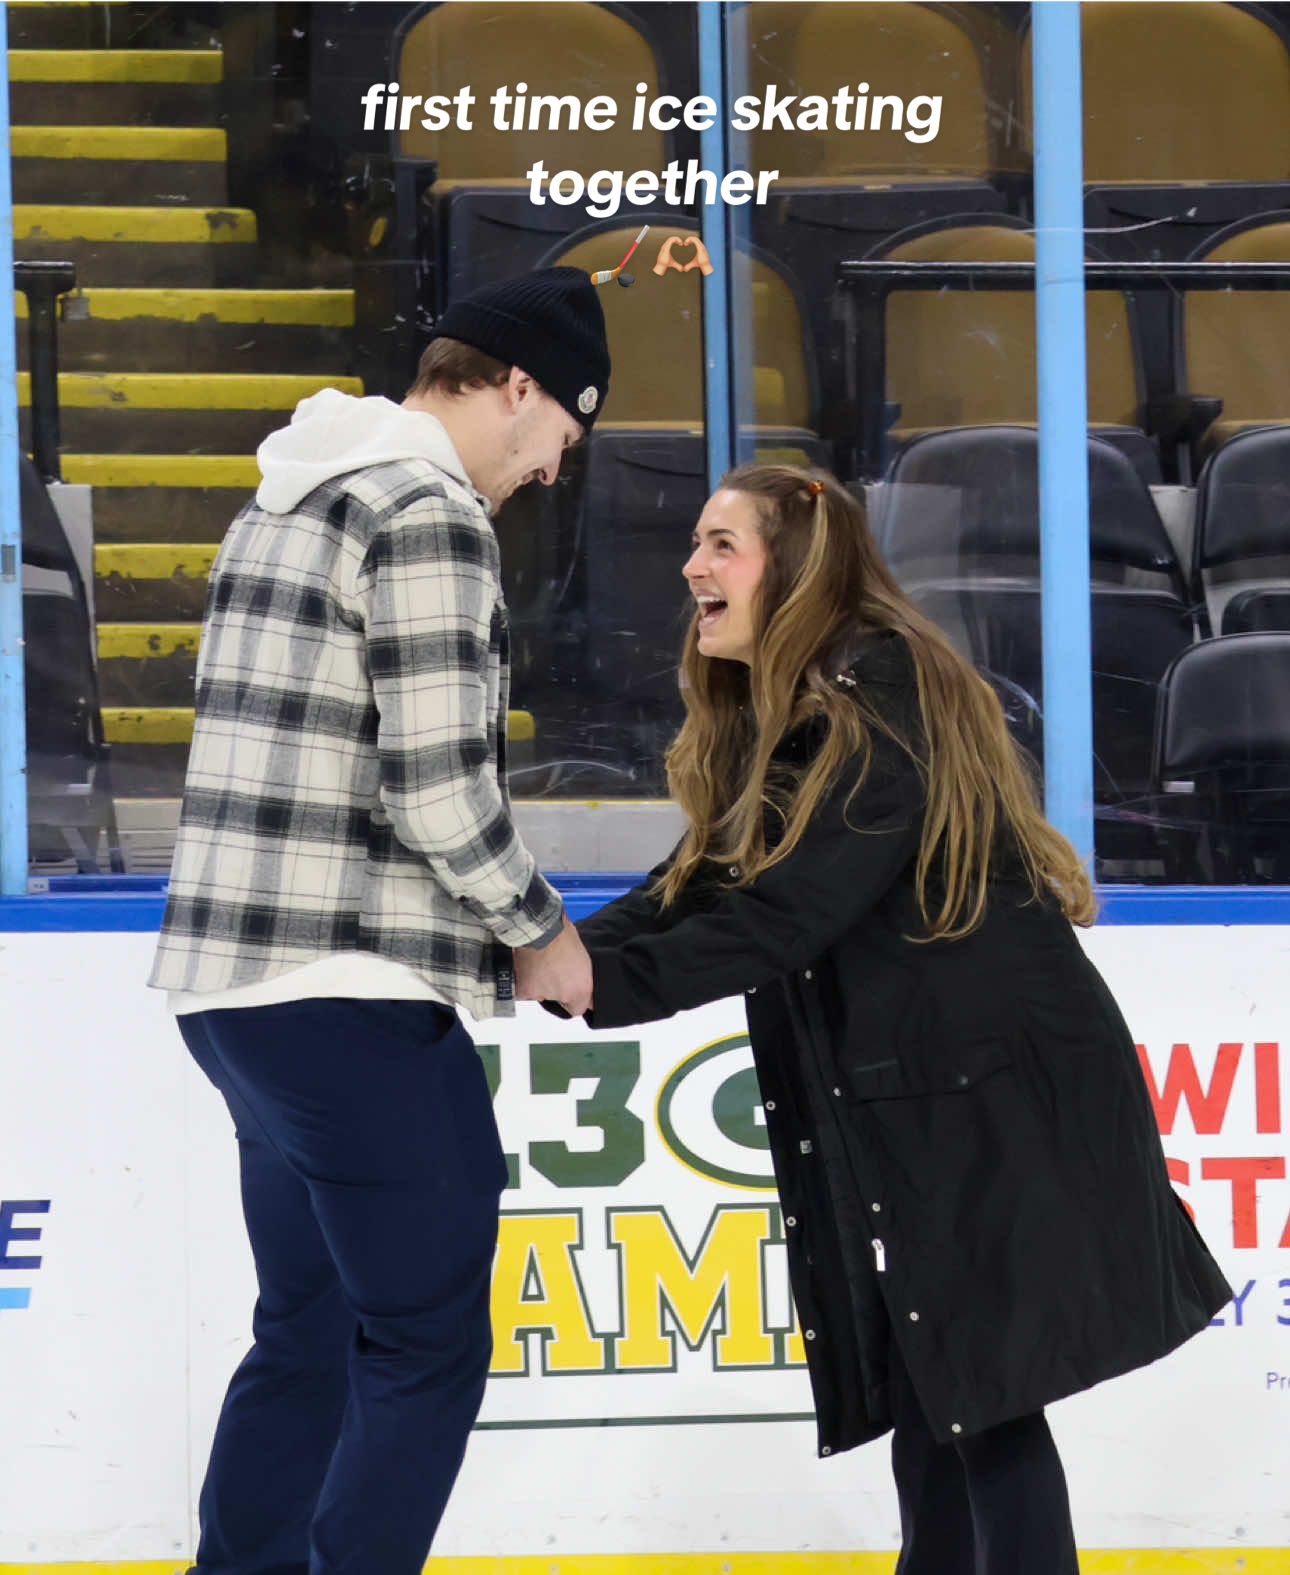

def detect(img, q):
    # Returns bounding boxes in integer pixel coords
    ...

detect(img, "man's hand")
[515,918,593,1016]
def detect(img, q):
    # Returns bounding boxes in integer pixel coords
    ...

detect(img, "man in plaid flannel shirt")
[150,269,611,1574]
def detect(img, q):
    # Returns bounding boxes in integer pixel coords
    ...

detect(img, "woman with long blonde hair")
[521,464,1230,1575]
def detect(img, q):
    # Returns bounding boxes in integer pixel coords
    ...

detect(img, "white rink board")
[0,926,1287,1562]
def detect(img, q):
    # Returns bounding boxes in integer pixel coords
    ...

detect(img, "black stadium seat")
[1223,589,1290,636]
[878,426,1198,867]
[506,432,702,796]
[876,426,1185,598]
[911,578,1195,820]
[1153,633,1290,882]
[580,432,704,710]
[1192,426,1290,636]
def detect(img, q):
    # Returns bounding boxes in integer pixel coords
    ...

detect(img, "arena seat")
[876,426,1186,601]
[1153,632,1290,882]
[870,221,1158,481]
[393,2,671,311]
[743,2,1010,433]
[579,430,703,707]
[911,577,1195,840]
[1182,219,1290,453]
[1222,588,1290,635]
[751,2,996,181]
[1191,426,1290,637]
[1020,2,1290,261]
[495,429,698,798]
[879,425,1197,865]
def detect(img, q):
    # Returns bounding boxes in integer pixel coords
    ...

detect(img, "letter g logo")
[656,1035,775,1190]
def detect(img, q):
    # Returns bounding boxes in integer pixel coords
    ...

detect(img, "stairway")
[9,0,363,823]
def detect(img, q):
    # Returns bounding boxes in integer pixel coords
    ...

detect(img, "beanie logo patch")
[578,385,599,416]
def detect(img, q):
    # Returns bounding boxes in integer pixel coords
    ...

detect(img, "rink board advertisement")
[0,924,1287,1566]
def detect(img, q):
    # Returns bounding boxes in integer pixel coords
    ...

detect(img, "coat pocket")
[841,1038,1013,1101]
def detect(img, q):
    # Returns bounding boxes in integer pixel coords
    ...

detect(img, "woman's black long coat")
[574,632,1231,1456]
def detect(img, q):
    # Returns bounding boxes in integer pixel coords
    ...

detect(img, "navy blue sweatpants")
[180,997,506,1575]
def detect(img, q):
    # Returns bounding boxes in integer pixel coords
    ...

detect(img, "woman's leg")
[954,1410,1080,1575]
[888,1341,976,1575]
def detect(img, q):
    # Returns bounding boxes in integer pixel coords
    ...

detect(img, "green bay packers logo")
[656,1034,775,1191]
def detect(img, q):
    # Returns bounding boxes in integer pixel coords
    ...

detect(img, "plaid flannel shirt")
[149,456,563,1019]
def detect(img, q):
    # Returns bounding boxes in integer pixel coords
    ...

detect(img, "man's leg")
[955,1409,1080,1575]
[181,1012,352,1575]
[199,997,507,1575]
[888,1338,976,1575]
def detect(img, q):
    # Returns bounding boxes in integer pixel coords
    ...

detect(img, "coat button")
[799,1139,813,1155]
[804,968,813,980]
[785,1215,797,1227]
[747,985,757,995]
[729,865,739,877]
[804,1329,816,1340]
[764,1100,776,1112]
[951,1423,963,1435]
[871,1202,882,1213]
[821,1445,833,1456]
[956,1074,970,1087]
[909,1311,920,1322]
[832,1086,843,1097]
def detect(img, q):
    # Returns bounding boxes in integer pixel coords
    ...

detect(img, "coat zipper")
[872,1238,886,1273]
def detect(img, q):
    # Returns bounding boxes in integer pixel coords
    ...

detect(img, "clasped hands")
[515,916,593,1017]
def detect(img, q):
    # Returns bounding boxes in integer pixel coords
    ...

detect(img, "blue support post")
[722,0,757,466]
[1032,0,1095,866]
[0,0,28,895]
[698,1,734,484]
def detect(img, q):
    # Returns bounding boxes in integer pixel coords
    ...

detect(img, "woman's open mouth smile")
[696,594,728,629]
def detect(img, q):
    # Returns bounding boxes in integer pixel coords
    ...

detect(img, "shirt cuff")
[525,910,567,950]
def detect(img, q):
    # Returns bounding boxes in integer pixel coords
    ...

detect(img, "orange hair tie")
[807,479,825,498]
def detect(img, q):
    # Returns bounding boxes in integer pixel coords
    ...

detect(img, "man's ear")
[505,366,536,412]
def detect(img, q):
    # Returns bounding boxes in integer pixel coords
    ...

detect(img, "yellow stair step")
[103,708,538,745]
[20,373,363,410]
[11,125,227,161]
[64,454,260,488]
[103,707,196,744]
[8,48,224,83]
[96,543,219,579]
[15,204,255,243]
[98,622,199,659]
[17,288,354,326]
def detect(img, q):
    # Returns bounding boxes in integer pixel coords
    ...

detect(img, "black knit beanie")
[430,266,611,431]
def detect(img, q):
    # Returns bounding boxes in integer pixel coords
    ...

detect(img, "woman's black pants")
[889,1339,1081,1575]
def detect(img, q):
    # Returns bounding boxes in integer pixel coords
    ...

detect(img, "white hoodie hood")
[255,388,486,515]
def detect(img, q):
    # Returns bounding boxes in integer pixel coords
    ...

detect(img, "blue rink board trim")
[1,875,1289,932]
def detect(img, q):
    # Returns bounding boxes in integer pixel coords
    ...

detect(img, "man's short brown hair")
[408,336,512,399]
